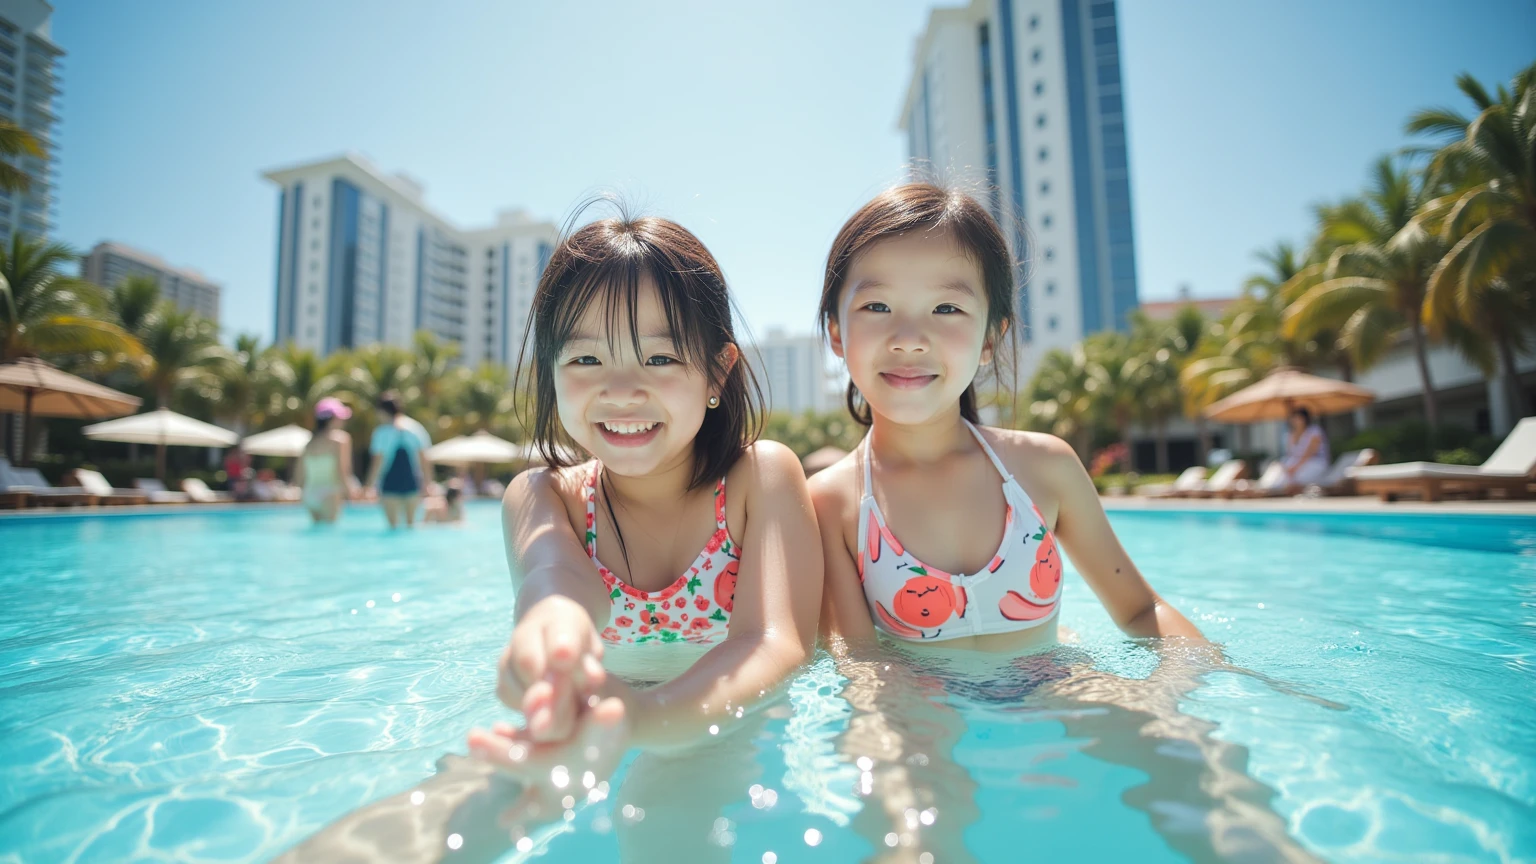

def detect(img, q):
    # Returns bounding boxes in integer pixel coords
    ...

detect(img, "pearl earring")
[708,395,720,408]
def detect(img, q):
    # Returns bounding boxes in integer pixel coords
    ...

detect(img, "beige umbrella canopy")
[241,424,313,458]
[1204,368,1375,424]
[84,408,240,479]
[0,357,142,465]
[426,430,523,465]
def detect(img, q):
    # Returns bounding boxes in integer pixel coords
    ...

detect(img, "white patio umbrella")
[426,430,523,465]
[241,424,313,457]
[83,408,240,479]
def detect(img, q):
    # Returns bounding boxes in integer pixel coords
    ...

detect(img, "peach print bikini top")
[857,421,1063,641]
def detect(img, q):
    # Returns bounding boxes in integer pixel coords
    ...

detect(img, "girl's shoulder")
[506,460,595,512]
[975,425,1084,493]
[725,440,808,498]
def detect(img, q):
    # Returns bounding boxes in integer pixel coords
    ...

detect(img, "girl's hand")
[498,595,607,743]
[467,697,630,831]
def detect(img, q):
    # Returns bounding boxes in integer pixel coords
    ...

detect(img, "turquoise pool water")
[1,503,1532,862]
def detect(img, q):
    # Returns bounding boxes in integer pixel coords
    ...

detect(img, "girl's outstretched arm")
[1035,435,1205,640]
[495,467,611,742]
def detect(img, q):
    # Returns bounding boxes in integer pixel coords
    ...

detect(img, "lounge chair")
[1186,460,1250,499]
[1229,461,1288,499]
[0,457,29,508]
[1350,418,1536,502]
[1312,449,1379,496]
[181,477,234,503]
[134,477,191,504]
[72,469,149,505]
[0,459,97,507]
[1141,466,1207,498]
[1230,449,1379,499]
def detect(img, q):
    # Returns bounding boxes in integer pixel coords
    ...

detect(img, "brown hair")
[818,183,1019,425]
[517,206,763,490]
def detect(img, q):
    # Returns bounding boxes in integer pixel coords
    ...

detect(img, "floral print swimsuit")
[857,421,1063,641]
[585,462,738,645]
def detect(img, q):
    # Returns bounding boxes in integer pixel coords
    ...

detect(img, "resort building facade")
[0,0,61,239]
[745,328,840,416]
[898,0,1137,374]
[264,154,557,367]
[82,241,222,323]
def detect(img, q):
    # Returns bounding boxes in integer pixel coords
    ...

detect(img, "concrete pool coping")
[1101,494,1536,517]
[3,495,1531,520]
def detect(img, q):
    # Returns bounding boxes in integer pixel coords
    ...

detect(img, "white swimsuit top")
[857,421,1063,641]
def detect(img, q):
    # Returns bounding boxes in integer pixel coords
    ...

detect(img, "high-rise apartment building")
[746,328,839,416]
[899,0,1137,367]
[264,154,556,366]
[82,242,221,322]
[0,0,61,239]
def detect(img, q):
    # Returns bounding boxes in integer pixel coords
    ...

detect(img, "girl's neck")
[867,403,975,468]
[600,448,698,508]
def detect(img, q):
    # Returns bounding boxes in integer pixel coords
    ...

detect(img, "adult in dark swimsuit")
[364,391,429,529]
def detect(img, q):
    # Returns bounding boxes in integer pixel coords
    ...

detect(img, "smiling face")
[828,230,1000,426]
[553,277,727,479]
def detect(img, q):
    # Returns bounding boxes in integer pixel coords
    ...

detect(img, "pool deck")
[3,495,1532,521]
[1103,494,1536,517]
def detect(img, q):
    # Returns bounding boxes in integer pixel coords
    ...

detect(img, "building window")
[1038,146,1048,161]
[1033,80,1043,96]
[1036,113,1047,128]
[1031,48,1041,64]
[1028,15,1039,30]
[1042,214,1053,228]
[1045,247,1055,261]
[1048,315,1058,331]
[1046,281,1056,295]
[309,260,318,271]
[1040,180,1050,195]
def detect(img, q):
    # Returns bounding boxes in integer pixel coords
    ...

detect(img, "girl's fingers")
[545,623,580,671]
[579,652,607,693]
[536,673,577,742]
[511,625,547,686]
[492,722,519,737]
[522,679,555,737]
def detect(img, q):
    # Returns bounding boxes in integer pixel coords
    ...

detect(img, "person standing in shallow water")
[365,391,430,529]
[294,397,356,524]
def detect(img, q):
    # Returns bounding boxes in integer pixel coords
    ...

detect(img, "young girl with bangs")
[462,211,823,856]
[809,183,1214,860]
[811,182,1203,651]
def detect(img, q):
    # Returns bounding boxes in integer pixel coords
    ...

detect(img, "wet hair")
[445,484,462,505]
[1291,406,1313,425]
[818,182,1018,425]
[517,203,763,491]
[377,391,402,417]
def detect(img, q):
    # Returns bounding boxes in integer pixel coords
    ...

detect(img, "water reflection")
[832,640,1326,863]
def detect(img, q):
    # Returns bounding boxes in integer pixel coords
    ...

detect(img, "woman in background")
[1280,406,1331,489]
[294,397,356,523]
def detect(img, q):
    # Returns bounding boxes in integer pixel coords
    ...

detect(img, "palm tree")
[335,342,419,456]
[0,121,43,195]
[1025,345,1097,458]
[1408,62,1536,421]
[1126,311,1195,473]
[1283,157,1446,429]
[441,362,518,438]
[262,343,337,428]
[118,303,225,410]
[213,334,274,434]
[0,235,139,362]
[1082,332,1138,469]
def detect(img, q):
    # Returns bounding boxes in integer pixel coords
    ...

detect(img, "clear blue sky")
[52,0,1536,345]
